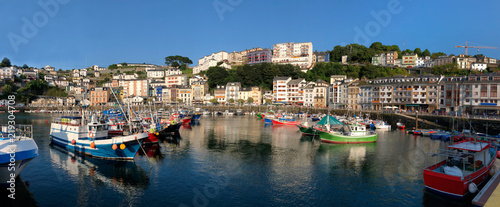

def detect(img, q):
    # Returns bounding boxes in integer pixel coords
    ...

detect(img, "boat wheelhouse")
[423,140,497,199]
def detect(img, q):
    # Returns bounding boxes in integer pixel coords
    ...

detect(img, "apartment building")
[178,85,192,105]
[214,85,226,104]
[272,42,313,72]
[123,79,149,98]
[191,81,208,105]
[193,51,231,74]
[287,78,307,105]
[165,74,187,87]
[246,49,272,65]
[402,53,418,68]
[226,82,241,103]
[147,69,165,79]
[250,86,262,105]
[358,83,373,110]
[90,87,110,106]
[314,79,328,108]
[273,77,292,104]
[302,82,316,107]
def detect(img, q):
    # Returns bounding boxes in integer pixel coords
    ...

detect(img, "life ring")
[89,131,94,138]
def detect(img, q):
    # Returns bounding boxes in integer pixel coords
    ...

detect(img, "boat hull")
[0,138,38,185]
[272,120,301,125]
[423,147,497,199]
[50,132,148,160]
[320,132,377,144]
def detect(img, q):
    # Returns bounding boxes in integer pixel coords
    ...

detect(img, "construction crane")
[455,41,498,56]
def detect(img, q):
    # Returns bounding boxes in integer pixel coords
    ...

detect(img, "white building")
[225,82,241,102]
[287,78,307,105]
[165,68,182,76]
[302,82,316,107]
[193,51,231,74]
[45,65,55,71]
[80,69,87,77]
[165,74,187,87]
[92,65,107,71]
[416,57,425,67]
[471,63,487,71]
[272,77,292,104]
[147,69,165,79]
[272,42,313,72]
[73,69,80,78]
[0,67,17,80]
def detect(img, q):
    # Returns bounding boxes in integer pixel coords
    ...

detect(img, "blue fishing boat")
[1,125,38,185]
[50,116,148,160]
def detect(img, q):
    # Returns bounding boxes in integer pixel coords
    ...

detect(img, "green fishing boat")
[296,124,317,136]
[320,123,378,144]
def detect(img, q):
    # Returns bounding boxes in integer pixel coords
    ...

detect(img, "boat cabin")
[425,141,494,178]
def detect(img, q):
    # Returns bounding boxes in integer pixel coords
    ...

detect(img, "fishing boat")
[424,139,497,199]
[296,123,317,136]
[374,121,391,130]
[396,122,405,130]
[0,125,38,185]
[50,116,149,160]
[236,109,244,116]
[263,110,275,123]
[320,123,378,144]
[271,119,301,125]
[181,115,192,124]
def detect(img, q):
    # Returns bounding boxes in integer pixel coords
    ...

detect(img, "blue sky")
[1,0,499,70]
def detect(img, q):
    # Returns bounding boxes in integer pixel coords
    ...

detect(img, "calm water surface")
[1,113,488,207]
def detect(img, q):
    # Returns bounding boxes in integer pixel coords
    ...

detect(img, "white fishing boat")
[50,115,148,160]
[0,125,38,185]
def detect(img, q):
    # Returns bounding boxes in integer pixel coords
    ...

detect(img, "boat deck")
[472,160,500,207]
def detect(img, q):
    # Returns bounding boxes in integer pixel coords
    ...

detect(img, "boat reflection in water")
[0,176,37,207]
[49,145,150,206]
[318,143,377,172]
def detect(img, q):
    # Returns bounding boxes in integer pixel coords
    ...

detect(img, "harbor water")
[1,113,492,207]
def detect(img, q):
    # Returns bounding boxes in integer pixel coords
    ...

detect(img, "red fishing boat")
[396,122,405,130]
[144,132,159,144]
[423,140,497,199]
[271,119,301,125]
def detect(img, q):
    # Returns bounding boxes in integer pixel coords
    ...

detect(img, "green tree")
[228,98,234,104]
[0,57,11,67]
[210,98,218,104]
[17,79,48,95]
[247,97,254,104]
[402,49,413,55]
[265,99,272,104]
[22,64,29,69]
[414,48,422,57]
[2,84,13,93]
[165,56,193,69]
[431,52,447,59]
[108,64,118,69]
[422,49,431,57]
[369,42,384,51]
[177,98,183,103]
[237,99,244,105]
[121,62,128,66]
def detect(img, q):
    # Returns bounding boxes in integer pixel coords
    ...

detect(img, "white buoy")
[469,183,478,194]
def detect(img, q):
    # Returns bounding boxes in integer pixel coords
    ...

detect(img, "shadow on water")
[422,188,476,207]
[0,176,38,207]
